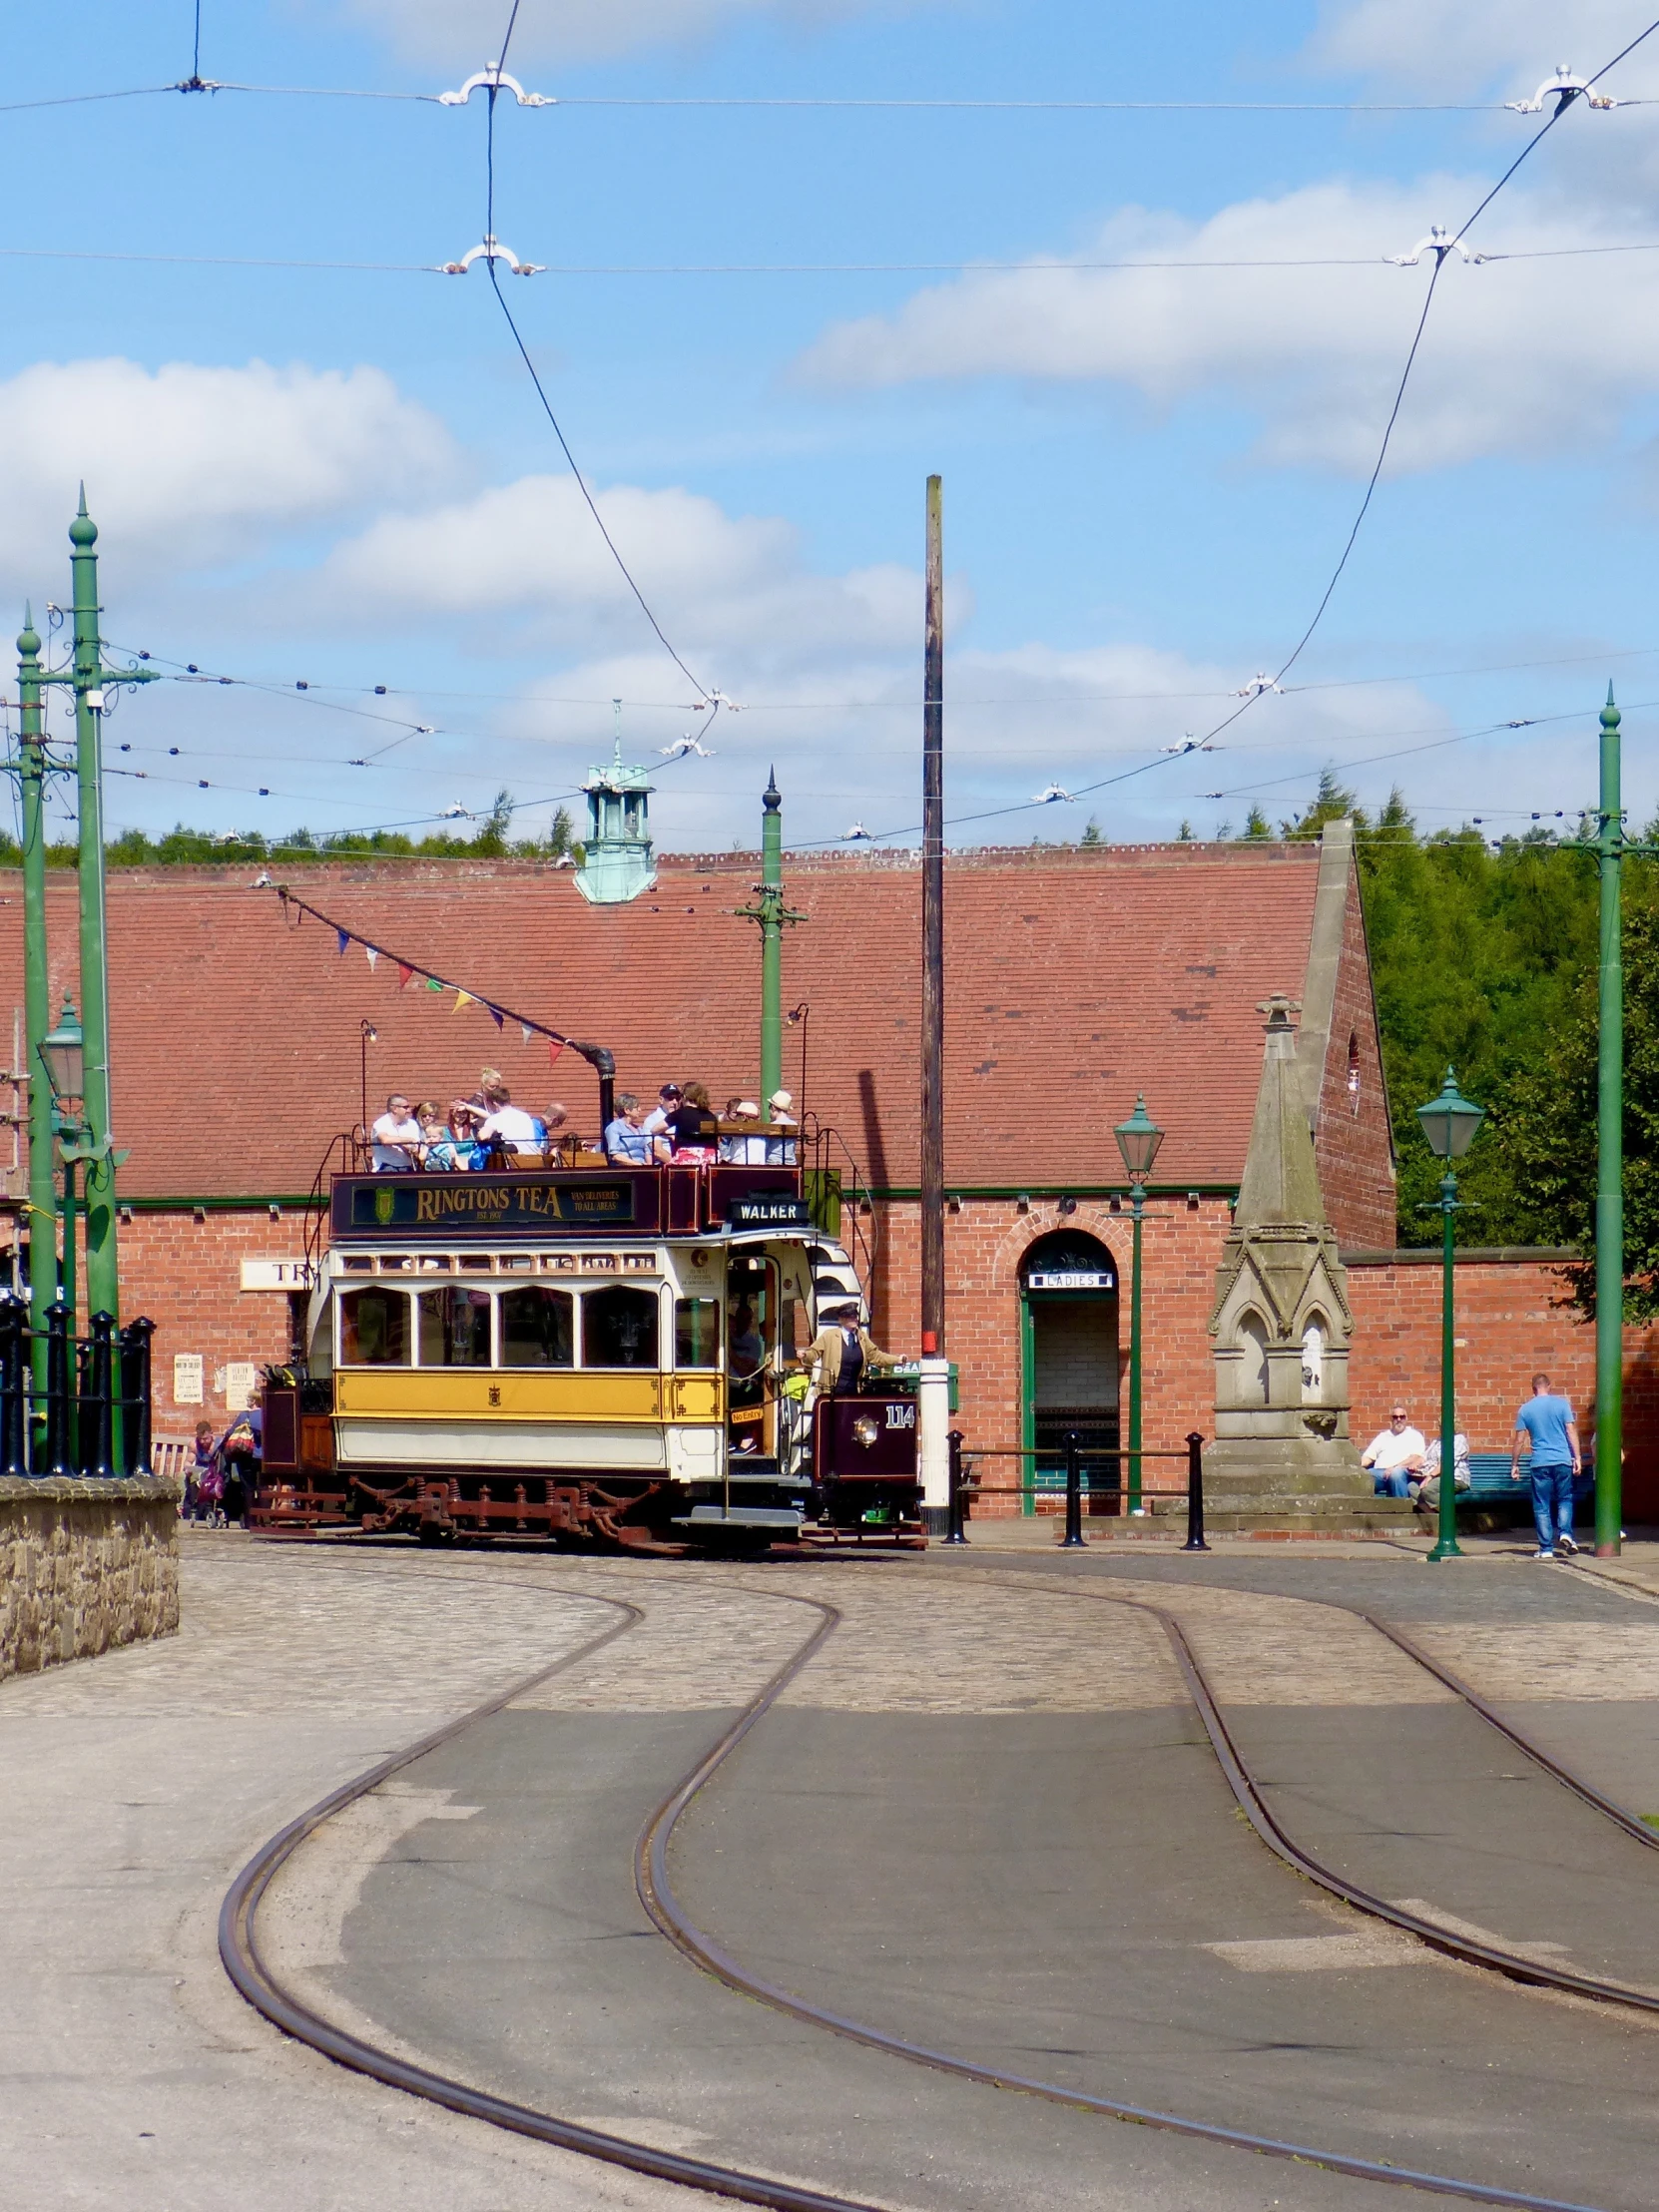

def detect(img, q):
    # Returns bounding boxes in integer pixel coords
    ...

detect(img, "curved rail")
[221,1579,895,2212]
[1359,1609,1659,1855]
[220,1560,1637,2212]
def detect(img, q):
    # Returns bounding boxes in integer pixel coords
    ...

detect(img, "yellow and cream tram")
[257,1154,924,1548]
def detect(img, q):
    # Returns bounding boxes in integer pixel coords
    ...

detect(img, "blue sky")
[6,1,1659,853]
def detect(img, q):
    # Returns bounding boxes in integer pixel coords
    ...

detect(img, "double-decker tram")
[257,1149,925,1550]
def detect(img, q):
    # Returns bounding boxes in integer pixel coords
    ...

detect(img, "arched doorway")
[1019,1231,1120,1515]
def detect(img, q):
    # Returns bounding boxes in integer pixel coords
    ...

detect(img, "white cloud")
[796,176,1659,472]
[1308,2,1659,100]
[337,0,911,69]
[316,473,926,674]
[0,357,455,590]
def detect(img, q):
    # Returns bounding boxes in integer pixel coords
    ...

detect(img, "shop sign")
[1026,1269,1115,1291]
[240,1259,314,1292]
[727,1195,811,1227]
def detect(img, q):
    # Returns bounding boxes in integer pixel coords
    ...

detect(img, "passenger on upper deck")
[765,1089,799,1165]
[543,1103,571,1159]
[767,1089,798,1128]
[642,1083,682,1141]
[668,1081,721,1161]
[476,1087,544,1158]
[803,1299,897,1397]
[719,1100,766,1164]
[604,1094,656,1165]
[369,1093,421,1173]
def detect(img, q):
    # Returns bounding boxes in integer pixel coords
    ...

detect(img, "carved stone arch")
[1237,1308,1270,1406]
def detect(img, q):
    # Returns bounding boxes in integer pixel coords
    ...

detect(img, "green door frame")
[1019,1282,1120,1516]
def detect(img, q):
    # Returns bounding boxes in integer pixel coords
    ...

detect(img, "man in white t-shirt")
[368,1094,421,1173]
[1361,1404,1427,1497]
[476,1089,543,1155]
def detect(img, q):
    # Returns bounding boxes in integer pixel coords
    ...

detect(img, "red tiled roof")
[2,842,1326,1198]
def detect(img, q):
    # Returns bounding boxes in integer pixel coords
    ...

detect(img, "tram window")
[674,1297,721,1369]
[583,1284,660,1370]
[417,1286,493,1368]
[501,1285,574,1369]
[339,1288,410,1367]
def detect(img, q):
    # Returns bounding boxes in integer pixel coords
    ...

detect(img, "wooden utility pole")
[918,475,949,1528]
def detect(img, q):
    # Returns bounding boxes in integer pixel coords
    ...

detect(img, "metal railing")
[0,1296,157,1480]
[955,1432,1210,1551]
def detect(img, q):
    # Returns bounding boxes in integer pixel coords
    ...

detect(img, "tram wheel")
[416,1520,453,1547]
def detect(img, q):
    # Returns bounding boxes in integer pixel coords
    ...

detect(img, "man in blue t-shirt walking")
[1510,1372,1582,1559]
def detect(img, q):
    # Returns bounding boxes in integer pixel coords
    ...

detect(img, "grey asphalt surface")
[314,1554,1659,2212]
[315,1701,1425,2212]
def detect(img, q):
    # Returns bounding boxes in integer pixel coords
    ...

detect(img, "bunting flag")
[271,886,581,1071]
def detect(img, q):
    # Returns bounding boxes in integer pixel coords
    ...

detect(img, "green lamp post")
[1114,1094,1164,1517]
[1416,1068,1484,1563]
[39,998,87,1336]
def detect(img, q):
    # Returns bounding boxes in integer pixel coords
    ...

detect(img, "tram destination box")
[330,1165,802,1242]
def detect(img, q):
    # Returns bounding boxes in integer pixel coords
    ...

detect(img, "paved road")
[9,1532,1659,2210]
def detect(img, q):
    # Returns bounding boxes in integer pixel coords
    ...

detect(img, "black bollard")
[119,1317,156,1477]
[944,1427,968,1545]
[0,1296,27,1479]
[80,1310,116,1480]
[1184,1429,1210,1552]
[1062,1429,1085,1547]
[44,1302,74,1479]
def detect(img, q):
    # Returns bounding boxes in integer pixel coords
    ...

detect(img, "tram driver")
[802,1299,898,1400]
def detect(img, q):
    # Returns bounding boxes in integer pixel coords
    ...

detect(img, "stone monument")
[1205,994,1411,1533]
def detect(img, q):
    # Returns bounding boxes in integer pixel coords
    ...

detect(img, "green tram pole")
[14,609,57,1412]
[33,495,156,1445]
[1594,688,1624,1557]
[740,771,803,1108]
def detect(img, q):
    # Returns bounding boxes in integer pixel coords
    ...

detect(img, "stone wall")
[0,1479,181,1681]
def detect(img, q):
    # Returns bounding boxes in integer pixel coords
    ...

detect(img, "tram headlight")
[851,1415,879,1448]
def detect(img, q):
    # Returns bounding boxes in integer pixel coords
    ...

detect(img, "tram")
[255,1149,925,1549]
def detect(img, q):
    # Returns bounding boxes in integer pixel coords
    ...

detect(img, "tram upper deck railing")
[328,1155,814,1244]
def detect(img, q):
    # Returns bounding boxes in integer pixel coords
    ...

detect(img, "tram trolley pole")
[1183,1430,1210,1552]
[1062,1429,1085,1547]
[0,1295,27,1479]
[944,1427,967,1545]
[44,1301,74,1478]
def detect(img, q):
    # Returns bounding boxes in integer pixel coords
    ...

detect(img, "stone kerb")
[0,1477,181,1681]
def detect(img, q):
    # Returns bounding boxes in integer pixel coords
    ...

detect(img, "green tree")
[1243,804,1271,840]
[1081,818,1101,845]
[1176,819,1194,842]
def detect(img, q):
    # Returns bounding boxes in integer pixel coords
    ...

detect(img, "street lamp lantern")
[1416,1065,1483,1564]
[1416,1068,1484,1161]
[1113,1093,1164,1518]
[39,997,84,1107]
[1114,1094,1165,1183]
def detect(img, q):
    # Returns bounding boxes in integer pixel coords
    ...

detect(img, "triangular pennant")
[364,946,378,971]
[397,964,414,990]
[425,977,444,993]
[336,928,350,956]
[453,990,476,1014]
[488,1006,504,1031]
[548,1037,565,1067]
[520,1023,534,1046]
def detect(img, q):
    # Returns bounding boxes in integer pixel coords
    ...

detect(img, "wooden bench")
[1421,1449,1594,1525]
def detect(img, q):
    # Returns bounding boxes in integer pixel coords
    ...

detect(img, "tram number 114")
[885,1402,916,1429]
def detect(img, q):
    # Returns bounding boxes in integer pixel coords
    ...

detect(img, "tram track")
[218,1551,1657,2212]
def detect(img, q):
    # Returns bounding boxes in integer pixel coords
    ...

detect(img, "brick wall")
[870,1194,1232,1501]
[1345,1251,1659,1521]
[117,1210,307,1436]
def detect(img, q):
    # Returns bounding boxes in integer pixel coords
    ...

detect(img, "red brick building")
[1,825,1646,1511]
